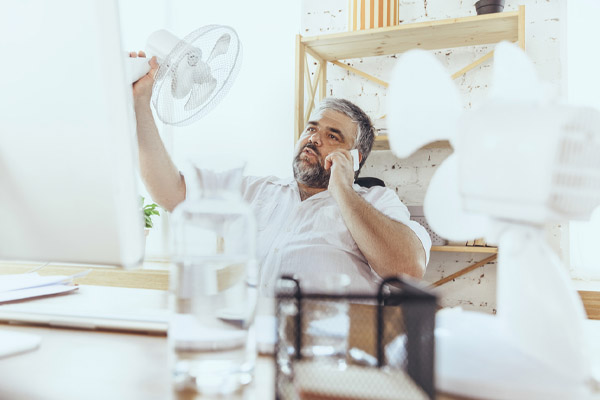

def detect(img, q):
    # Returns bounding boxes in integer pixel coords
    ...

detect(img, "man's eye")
[307,127,316,132]
[329,134,339,141]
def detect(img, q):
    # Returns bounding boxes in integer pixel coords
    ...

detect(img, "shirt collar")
[271,176,368,195]
[272,176,296,186]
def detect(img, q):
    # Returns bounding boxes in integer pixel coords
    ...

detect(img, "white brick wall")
[301,0,562,313]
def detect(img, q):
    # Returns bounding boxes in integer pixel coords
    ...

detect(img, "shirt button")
[274,248,279,253]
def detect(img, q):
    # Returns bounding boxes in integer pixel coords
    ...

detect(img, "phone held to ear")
[350,149,359,172]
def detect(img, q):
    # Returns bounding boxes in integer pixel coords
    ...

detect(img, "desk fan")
[127,25,242,126]
[387,42,600,399]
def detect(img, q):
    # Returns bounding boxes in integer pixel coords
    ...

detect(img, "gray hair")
[310,98,375,177]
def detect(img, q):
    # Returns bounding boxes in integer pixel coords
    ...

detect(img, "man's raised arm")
[131,52,186,212]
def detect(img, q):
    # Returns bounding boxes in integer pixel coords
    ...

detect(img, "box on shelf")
[349,0,400,31]
[447,238,490,246]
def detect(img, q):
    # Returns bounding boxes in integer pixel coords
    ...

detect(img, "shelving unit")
[294,6,526,149]
[431,245,497,254]
[294,8,525,284]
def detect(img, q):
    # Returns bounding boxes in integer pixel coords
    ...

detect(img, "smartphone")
[350,149,359,171]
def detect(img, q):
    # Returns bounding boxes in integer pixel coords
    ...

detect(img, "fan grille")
[549,107,600,219]
[152,25,242,126]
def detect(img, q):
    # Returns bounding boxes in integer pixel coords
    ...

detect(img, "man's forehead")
[310,109,357,138]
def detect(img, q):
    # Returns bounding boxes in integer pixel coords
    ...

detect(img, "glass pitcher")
[169,160,258,395]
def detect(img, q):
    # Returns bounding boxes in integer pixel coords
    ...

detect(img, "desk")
[3,261,600,320]
[0,324,277,400]
[0,279,277,400]
[0,263,486,400]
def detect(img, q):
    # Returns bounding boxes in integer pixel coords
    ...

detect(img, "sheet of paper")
[0,273,72,292]
[0,271,88,304]
[0,284,78,303]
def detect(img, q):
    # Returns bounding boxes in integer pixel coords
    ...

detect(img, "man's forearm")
[334,187,426,279]
[135,103,185,212]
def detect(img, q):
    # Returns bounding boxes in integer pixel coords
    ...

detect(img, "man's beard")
[292,143,330,189]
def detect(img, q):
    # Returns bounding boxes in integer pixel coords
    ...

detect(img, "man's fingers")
[324,159,333,171]
[148,56,159,79]
[325,150,354,172]
[128,51,147,58]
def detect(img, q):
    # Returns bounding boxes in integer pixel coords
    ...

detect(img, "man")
[131,53,431,294]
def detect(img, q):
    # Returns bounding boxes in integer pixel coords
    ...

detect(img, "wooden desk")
[0,324,275,400]
[0,262,546,399]
[0,268,471,400]
[0,323,471,400]
[0,280,276,400]
[3,261,599,320]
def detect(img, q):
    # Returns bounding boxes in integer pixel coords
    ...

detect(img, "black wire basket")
[275,276,437,400]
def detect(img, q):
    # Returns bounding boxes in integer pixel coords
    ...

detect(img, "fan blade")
[387,50,462,158]
[207,33,231,63]
[185,78,217,111]
[423,154,491,241]
[171,62,196,99]
[489,42,544,105]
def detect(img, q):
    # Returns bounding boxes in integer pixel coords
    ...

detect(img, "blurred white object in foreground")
[387,42,600,399]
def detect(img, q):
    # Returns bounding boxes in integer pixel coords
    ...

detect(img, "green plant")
[141,196,161,229]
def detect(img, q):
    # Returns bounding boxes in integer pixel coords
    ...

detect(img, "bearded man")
[132,53,430,294]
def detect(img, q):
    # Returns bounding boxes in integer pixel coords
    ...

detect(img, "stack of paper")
[0,272,85,303]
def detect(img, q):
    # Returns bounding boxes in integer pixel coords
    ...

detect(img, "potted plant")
[141,196,161,236]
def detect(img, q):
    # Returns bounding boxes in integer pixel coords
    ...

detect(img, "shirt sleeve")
[181,167,272,203]
[360,186,432,266]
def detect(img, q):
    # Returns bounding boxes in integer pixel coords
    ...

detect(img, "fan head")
[151,25,242,126]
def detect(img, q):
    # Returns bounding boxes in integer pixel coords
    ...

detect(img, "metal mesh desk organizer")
[275,276,437,400]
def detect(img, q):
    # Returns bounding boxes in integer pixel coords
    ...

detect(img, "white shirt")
[241,175,431,295]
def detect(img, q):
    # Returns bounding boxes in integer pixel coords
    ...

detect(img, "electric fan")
[387,42,600,399]
[126,25,242,126]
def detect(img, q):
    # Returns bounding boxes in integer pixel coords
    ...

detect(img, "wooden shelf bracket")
[430,254,497,288]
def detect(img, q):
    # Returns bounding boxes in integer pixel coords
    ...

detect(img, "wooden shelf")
[373,135,450,151]
[302,10,520,61]
[431,245,498,254]
[294,7,525,142]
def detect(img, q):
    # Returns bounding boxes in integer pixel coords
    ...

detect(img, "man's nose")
[308,132,321,145]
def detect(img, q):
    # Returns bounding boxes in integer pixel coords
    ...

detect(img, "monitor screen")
[0,1,145,268]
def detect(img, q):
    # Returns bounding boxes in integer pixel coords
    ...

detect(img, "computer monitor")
[0,1,145,268]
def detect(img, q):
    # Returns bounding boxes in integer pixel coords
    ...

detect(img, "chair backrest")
[355,177,385,188]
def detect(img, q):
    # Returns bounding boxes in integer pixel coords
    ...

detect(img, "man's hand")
[129,51,158,107]
[325,149,355,200]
